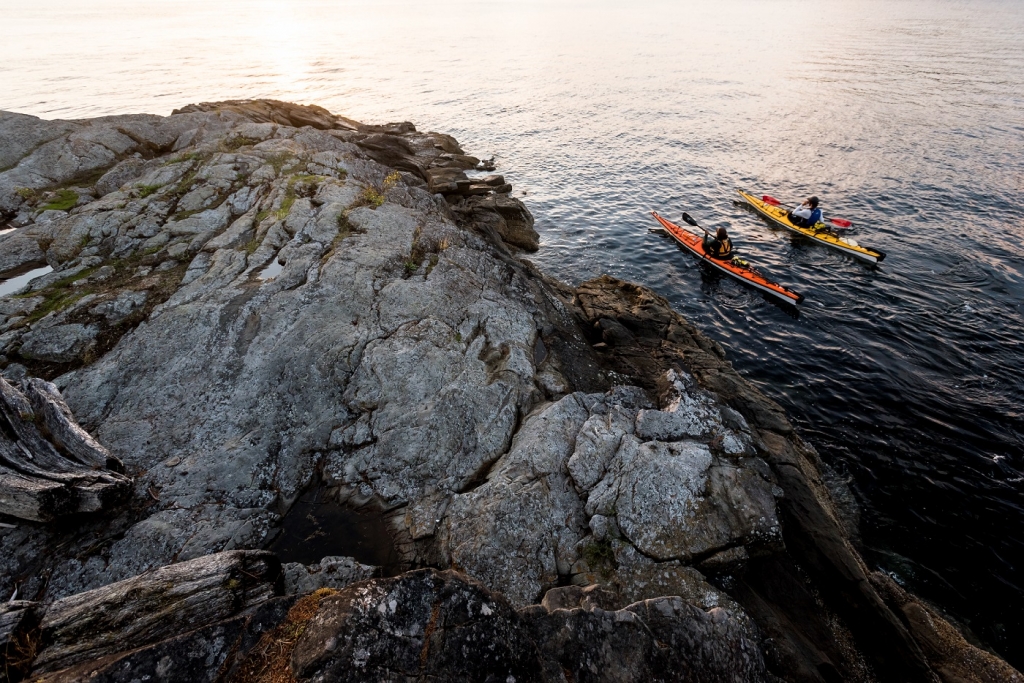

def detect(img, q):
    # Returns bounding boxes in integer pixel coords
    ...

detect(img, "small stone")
[463,184,493,196]
[541,585,584,611]
[35,210,69,224]
[90,265,115,282]
[166,242,189,259]
[1,362,28,381]
[90,291,148,324]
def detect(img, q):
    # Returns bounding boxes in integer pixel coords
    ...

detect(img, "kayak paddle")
[680,212,715,263]
[681,212,713,237]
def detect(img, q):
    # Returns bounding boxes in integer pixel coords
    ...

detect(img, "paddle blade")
[762,195,781,206]
[830,217,853,228]
[681,212,699,227]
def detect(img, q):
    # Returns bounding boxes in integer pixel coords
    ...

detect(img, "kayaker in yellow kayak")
[787,196,824,228]
[701,227,733,259]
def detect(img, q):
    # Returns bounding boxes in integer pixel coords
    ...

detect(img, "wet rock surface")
[0,101,1018,683]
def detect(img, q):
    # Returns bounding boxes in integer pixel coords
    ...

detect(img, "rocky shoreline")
[0,100,1018,682]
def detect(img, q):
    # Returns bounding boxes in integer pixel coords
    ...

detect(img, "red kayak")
[651,211,804,305]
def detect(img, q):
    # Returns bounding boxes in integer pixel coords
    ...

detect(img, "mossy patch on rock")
[40,189,78,212]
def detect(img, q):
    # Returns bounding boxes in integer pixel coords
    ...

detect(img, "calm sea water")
[3,0,1023,664]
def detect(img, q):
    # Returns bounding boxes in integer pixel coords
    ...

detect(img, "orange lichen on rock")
[226,588,337,683]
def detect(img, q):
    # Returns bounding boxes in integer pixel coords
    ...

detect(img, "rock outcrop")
[0,101,1018,683]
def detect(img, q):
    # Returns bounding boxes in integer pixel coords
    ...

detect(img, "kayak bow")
[651,211,803,305]
[737,190,886,264]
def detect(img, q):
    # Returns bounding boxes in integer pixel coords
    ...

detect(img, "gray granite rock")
[89,290,148,324]
[281,556,376,596]
[19,324,99,363]
[0,231,46,277]
[439,379,779,606]
[288,568,769,683]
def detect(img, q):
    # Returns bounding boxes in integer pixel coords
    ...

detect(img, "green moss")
[15,266,100,323]
[265,152,295,175]
[290,173,324,186]
[172,167,200,198]
[353,171,400,210]
[319,211,361,266]
[22,290,88,324]
[224,136,259,151]
[165,151,203,166]
[40,189,78,212]
[9,254,190,378]
[170,208,203,222]
[360,187,386,208]
[137,184,163,198]
[48,266,99,290]
[424,253,439,277]
[68,167,109,189]
[275,193,296,220]
[15,187,36,200]
[243,238,262,255]
[581,539,616,577]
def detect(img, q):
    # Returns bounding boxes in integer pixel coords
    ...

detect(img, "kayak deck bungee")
[736,190,886,264]
[650,211,803,305]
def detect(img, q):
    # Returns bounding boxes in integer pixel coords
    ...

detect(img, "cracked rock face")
[0,101,559,602]
[438,373,780,607]
[292,569,768,683]
[3,101,1014,683]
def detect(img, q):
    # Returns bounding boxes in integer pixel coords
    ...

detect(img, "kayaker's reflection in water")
[702,227,734,259]
[787,196,822,228]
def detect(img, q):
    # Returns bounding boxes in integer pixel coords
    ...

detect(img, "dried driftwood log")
[0,376,131,522]
[32,550,283,675]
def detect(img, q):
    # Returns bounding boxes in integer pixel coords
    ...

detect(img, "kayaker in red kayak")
[701,227,733,259]
[787,196,823,228]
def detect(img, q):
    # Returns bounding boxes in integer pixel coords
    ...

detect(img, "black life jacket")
[703,235,733,258]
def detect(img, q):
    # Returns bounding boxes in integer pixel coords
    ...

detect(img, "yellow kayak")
[737,190,886,264]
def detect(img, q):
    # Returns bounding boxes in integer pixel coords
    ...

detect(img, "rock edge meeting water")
[2,0,1023,665]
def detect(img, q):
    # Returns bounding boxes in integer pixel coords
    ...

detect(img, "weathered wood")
[23,379,122,472]
[34,597,299,683]
[0,462,78,521]
[0,377,131,522]
[32,550,283,675]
